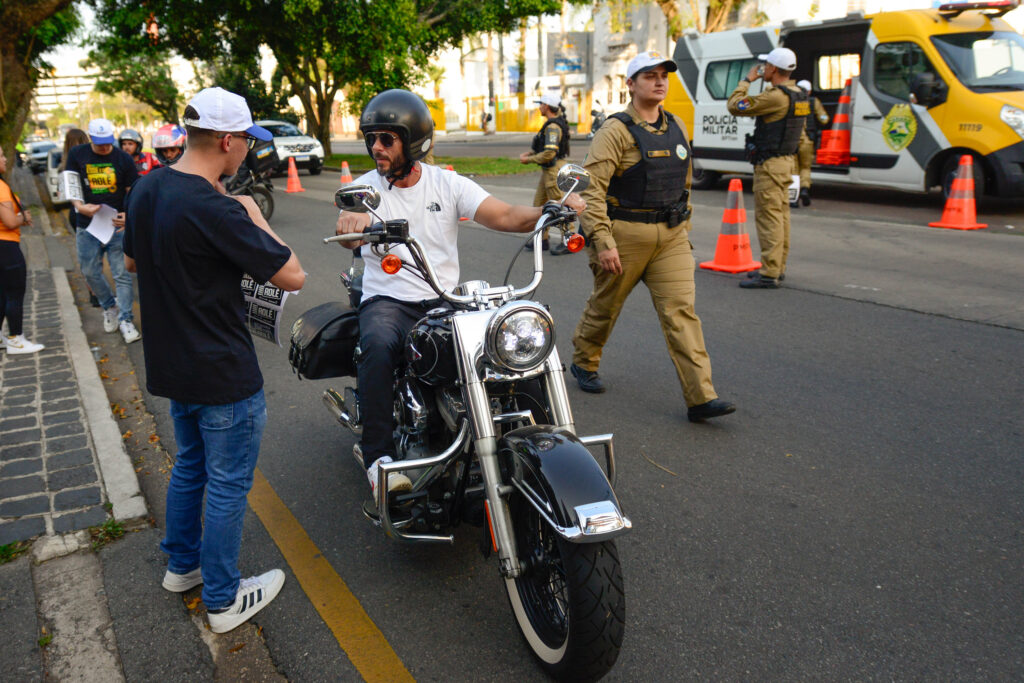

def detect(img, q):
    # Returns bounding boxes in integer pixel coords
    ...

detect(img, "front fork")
[468,348,575,579]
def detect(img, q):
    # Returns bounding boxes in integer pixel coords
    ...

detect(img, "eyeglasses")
[217,132,257,150]
[365,132,397,148]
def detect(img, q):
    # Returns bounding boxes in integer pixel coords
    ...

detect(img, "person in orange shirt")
[0,148,44,354]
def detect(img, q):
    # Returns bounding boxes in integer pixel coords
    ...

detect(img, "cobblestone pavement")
[1,271,110,544]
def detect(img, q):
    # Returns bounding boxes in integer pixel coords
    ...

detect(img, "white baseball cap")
[758,47,797,71]
[626,51,678,80]
[535,94,562,109]
[797,80,812,92]
[183,87,272,141]
[88,118,116,145]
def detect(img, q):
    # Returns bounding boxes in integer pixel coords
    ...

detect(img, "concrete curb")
[50,266,148,524]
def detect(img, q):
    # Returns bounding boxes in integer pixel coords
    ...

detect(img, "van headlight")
[1001,105,1024,140]
[484,302,555,372]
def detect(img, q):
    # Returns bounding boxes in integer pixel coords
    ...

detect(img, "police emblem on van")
[882,104,917,152]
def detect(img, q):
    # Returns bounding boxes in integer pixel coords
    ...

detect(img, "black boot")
[800,188,811,206]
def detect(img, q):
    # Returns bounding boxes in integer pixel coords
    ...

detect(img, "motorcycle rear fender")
[498,426,631,543]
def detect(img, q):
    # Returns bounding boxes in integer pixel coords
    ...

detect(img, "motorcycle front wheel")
[504,493,624,682]
[253,186,274,221]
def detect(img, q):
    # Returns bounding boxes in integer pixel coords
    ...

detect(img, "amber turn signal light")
[566,233,586,253]
[381,254,402,274]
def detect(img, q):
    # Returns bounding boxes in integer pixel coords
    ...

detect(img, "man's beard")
[375,152,406,176]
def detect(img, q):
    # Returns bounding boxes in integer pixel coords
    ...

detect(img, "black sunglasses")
[365,132,397,148]
[217,132,257,150]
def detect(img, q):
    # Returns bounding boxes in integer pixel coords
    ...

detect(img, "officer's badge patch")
[737,98,751,111]
[882,104,917,152]
[676,144,688,160]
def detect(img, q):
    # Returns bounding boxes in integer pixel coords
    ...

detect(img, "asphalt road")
[135,172,1023,680]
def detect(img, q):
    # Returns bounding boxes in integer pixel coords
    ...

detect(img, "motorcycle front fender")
[498,426,631,543]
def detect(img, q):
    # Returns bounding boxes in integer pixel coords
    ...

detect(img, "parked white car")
[45,148,68,207]
[255,120,325,175]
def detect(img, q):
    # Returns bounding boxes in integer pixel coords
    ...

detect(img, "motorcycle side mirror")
[335,184,382,213]
[556,164,590,194]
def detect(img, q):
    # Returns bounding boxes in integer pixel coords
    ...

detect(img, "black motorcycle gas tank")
[405,308,457,386]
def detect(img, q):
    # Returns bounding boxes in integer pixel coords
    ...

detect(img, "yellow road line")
[248,467,415,683]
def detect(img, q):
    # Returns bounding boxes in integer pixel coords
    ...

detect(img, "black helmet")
[360,89,434,164]
[118,128,143,150]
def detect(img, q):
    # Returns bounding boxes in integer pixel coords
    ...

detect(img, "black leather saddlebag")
[288,302,359,379]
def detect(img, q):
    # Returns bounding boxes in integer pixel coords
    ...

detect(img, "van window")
[931,31,1024,93]
[704,58,758,99]
[816,53,860,90]
[873,42,939,101]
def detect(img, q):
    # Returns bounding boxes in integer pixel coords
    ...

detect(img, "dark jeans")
[0,240,27,337]
[357,296,441,468]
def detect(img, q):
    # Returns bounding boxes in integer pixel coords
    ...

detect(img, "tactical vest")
[606,111,692,227]
[530,117,570,168]
[804,96,821,140]
[752,85,809,164]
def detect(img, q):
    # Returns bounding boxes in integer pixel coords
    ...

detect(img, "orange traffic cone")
[339,161,353,184]
[445,164,454,171]
[929,155,987,230]
[816,78,854,166]
[699,178,761,273]
[285,157,305,193]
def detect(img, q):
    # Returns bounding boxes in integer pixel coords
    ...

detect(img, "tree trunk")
[517,18,527,96]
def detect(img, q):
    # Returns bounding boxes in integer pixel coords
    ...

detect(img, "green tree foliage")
[606,0,752,41]
[84,2,180,123]
[0,0,79,163]
[87,0,565,148]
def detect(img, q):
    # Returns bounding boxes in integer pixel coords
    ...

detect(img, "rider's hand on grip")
[335,210,372,249]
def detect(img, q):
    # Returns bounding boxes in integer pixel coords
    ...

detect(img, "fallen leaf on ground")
[228,643,246,653]
[186,597,201,610]
[148,434,160,443]
[122,430,133,440]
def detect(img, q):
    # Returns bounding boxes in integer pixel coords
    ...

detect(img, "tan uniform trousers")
[534,161,565,239]
[797,136,814,189]
[571,219,717,407]
[753,154,794,279]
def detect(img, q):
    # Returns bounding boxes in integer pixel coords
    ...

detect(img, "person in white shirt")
[335,89,584,501]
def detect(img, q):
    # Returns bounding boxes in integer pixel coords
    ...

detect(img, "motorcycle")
[289,165,630,681]
[225,162,275,221]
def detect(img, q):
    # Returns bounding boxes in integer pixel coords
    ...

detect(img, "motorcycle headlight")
[484,303,555,372]
[1000,105,1024,140]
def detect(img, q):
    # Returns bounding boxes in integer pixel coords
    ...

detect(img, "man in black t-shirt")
[66,118,141,343]
[124,87,305,634]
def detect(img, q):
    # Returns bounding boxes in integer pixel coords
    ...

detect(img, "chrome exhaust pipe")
[323,388,361,434]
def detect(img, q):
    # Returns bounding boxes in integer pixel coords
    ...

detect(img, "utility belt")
[607,195,691,227]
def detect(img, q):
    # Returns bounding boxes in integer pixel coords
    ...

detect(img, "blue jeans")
[76,228,134,322]
[160,390,267,609]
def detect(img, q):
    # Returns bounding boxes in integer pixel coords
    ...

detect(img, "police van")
[664,0,1024,198]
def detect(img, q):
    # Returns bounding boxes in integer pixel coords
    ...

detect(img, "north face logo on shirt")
[426,202,441,212]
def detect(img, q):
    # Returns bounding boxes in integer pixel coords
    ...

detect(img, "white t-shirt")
[354,164,490,302]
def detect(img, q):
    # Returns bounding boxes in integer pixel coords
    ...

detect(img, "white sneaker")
[5,335,44,355]
[367,456,412,506]
[119,319,141,344]
[102,307,119,333]
[207,569,285,634]
[162,567,203,592]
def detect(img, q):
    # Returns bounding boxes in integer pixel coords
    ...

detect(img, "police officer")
[728,47,809,289]
[793,79,829,207]
[520,93,571,254]
[569,52,735,423]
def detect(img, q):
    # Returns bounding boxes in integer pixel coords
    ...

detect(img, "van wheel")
[691,163,720,190]
[941,153,985,200]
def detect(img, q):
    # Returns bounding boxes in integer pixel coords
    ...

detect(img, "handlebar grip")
[323,234,366,244]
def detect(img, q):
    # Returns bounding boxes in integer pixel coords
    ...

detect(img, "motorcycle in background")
[588,108,607,139]
[225,162,274,221]
[289,165,630,681]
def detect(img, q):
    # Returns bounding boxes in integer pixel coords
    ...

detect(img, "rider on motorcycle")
[119,129,160,175]
[153,123,187,166]
[334,88,585,503]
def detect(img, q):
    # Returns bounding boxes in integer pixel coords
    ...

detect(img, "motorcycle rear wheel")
[253,186,274,221]
[504,494,624,682]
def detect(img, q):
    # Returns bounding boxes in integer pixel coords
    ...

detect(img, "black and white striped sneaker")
[206,569,285,634]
